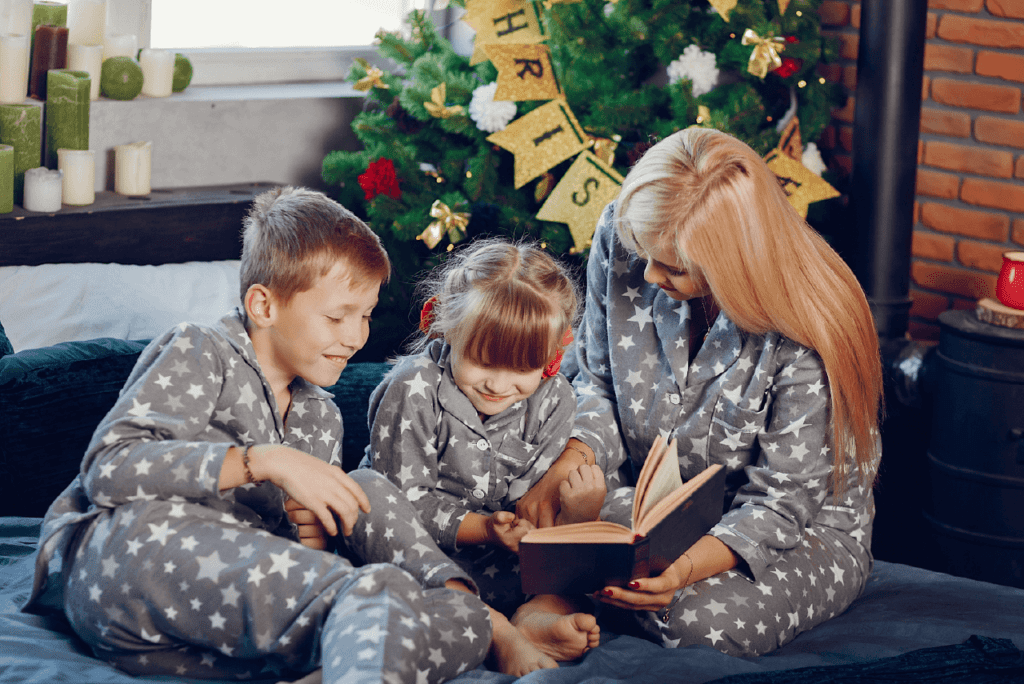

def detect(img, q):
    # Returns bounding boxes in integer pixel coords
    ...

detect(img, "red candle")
[29,25,68,100]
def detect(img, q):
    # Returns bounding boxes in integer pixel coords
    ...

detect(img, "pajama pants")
[450,545,525,618]
[62,469,492,683]
[601,493,871,657]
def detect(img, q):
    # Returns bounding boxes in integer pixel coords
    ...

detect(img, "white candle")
[23,166,62,211]
[67,0,106,46]
[57,148,94,205]
[1,0,32,36]
[0,33,28,104]
[139,47,173,98]
[67,42,102,100]
[102,32,136,60]
[114,140,150,196]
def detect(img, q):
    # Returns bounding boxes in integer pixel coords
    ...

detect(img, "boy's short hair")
[239,186,391,303]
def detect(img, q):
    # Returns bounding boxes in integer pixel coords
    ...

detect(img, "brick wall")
[819,0,1024,341]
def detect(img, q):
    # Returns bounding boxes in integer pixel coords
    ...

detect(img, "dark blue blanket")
[2,517,1023,683]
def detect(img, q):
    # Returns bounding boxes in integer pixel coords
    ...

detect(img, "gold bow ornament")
[741,28,787,79]
[423,83,464,119]
[418,200,470,249]
[352,58,389,92]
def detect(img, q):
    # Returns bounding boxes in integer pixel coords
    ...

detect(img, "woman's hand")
[595,553,693,611]
[486,511,535,554]
[285,499,329,550]
[250,445,371,537]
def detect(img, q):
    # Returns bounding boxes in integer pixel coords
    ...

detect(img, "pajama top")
[361,339,576,552]
[566,203,875,583]
[24,309,344,612]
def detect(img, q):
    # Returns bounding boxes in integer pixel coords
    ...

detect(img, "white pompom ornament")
[667,44,720,98]
[802,142,827,177]
[469,82,517,133]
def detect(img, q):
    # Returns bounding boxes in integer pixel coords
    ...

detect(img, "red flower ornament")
[358,158,401,201]
[775,57,802,79]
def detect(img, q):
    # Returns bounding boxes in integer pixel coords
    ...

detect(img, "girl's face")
[634,229,709,301]
[450,349,545,418]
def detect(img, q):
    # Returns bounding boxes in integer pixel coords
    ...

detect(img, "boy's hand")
[486,511,536,554]
[252,445,370,537]
[285,499,329,550]
[555,464,606,525]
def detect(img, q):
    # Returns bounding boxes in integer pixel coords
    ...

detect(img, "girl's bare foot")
[489,612,559,676]
[513,610,601,662]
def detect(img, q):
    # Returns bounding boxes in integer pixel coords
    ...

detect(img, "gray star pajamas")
[563,203,877,656]
[24,310,491,683]
[361,339,576,615]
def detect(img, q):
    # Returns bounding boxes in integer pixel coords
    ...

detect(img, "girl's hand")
[486,511,536,554]
[555,464,606,525]
[285,499,329,550]
[252,445,371,537]
[595,553,693,612]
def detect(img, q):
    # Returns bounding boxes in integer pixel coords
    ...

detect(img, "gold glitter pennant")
[537,150,624,251]
[778,116,803,161]
[464,0,546,66]
[352,58,389,91]
[418,200,470,249]
[487,98,590,188]
[764,148,840,218]
[777,0,792,15]
[742,28,787,79]
[708,0,737,22]
[485,44,561,101]
[423,83,464,119]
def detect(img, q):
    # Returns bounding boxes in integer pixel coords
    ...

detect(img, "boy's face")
[450,349,545,417]
[265,258,380,387]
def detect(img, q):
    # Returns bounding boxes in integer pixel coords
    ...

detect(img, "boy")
[22,187,492,684]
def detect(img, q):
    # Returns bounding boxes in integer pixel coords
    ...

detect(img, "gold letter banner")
[487,98,589,188]
[763,149,840,219]
[464,0,546,66]
[485,44,561,101]
[708,0,738,22]
[536,150,623,251]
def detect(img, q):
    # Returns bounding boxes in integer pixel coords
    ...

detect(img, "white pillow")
[0,261,242,352]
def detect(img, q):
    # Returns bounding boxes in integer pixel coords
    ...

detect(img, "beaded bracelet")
[564,445,592,465]
[680,552,694,587]
[241,445,261,485]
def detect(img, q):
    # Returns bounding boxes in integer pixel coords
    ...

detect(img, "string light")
[798,80,807,88]
[819,77,826,84]
[465,171,472,178]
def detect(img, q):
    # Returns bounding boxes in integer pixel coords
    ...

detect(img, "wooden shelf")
[0,182,281,266]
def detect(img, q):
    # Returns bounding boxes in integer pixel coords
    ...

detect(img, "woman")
[518,127,883,656]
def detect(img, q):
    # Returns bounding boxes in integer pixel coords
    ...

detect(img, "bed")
[1,188,1023,683]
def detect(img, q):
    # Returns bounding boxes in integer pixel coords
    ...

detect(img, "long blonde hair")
[616,127,882,488]
[413,239,579,372]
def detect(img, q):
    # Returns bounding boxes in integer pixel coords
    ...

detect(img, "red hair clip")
[542,328,574,379]
[420,296,439,337]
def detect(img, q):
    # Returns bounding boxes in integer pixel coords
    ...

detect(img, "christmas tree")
[323,0,844,360]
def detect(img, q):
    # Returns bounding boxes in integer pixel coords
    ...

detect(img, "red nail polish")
[603,588,614,596]
[629,581,640,589]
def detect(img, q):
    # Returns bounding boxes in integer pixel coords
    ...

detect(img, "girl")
[517,127,884,656]
[362,239,603,676]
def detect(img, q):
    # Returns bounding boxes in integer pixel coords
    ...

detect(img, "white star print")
[405,372,430,397]
[618,335,635,351]
[628,304,654,331]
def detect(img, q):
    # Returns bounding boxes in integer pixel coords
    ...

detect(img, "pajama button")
[669,393,680,404]
[473,489,485,498]
[476,439,489,450]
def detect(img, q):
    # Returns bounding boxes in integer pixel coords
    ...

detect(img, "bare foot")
[513,611,600,662]
[489,615,559,676]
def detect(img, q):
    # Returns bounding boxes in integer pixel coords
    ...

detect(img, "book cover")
[519,437,726,595]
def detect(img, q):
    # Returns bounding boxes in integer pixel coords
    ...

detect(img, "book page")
[636,463,724,537]
[519,520,635,544]
[633,436,683,527]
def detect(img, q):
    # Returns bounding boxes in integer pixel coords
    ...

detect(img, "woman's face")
[634,229,709,301]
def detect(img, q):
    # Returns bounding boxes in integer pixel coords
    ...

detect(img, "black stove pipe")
[849,0,928,343]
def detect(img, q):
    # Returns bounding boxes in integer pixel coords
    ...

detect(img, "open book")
[519,436,726,595]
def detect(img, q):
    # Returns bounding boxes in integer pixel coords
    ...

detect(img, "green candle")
[0,144,13,213]
[45,69,89,168]
[0,103,41,204]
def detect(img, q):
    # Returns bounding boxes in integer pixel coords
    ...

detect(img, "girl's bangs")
[460,295,556,371]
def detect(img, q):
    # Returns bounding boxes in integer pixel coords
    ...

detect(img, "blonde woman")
[517,127,883,656]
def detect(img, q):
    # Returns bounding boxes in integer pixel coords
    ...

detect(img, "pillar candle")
[0,33,29,103]
[57,147,92,205]
[66,42,100,100]
[139,47,173,98]
[0,101,40,203]
[0,143,12,212]
[29,23,66,98]
[1,0,33,35]
[23,164,60,211]
[101,31,134,60]
[114,140,150,196]
[28,0,65,69]
[67,0,105,46]
[44,69,89,168]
